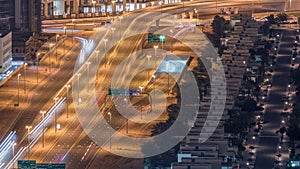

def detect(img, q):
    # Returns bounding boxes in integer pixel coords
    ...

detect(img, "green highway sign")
[36,163,66,169]
[108,89,129,96]
[18,160,36,169]
[148,33,166,43]
[108,89,140,96]
[18,161,65,169]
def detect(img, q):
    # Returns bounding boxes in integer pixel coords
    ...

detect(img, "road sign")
[36,163,66,169]
[108,89,129,96]
[148,33,166,43]
[18,160,36,169]
[108,89,140,96]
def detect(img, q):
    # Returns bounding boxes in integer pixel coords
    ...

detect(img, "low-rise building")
[0,31,12,74]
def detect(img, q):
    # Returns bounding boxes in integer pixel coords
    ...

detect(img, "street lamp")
[96,50,100,65]
[152,74,156,101]
[64,26,67,35]
[23,62,27,95]
[124,98,128,134]
[55,34,60,64]
[65,84,71,118]
[72,19,75,44]
[76,73,81,104]
[139,86,144,94]
[146,55,152,79]
[40,111,46,148]
[103,38,108,52]
[17,73,21,106]
[49,43,54,72]
[11,142,16,157]
[153,45,158,66]
[53,97,59,132]
[111,27,116,40]
[25,125,32,160]
[107,112,112,149]
[119,16,123,24]
[36,53,40,83]
[86,61,91,91]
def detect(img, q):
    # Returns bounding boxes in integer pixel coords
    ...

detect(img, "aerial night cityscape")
[0,0,300,169]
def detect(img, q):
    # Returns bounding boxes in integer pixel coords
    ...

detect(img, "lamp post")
[124,98,128,134]
[152,74,156,103]
[153,45,158,66]
[40,111,46,148]
[65,85,71,118]
[55,34,60,63]
[11,142,16,157]
[23,62,27,95]
[63,26,67,53]
[108,112,112,148]
[119,16,123,24]
[96,50,100,65]
[86,61,91,91]
[146,55,152,80]
[49,43,53,72]
[72,19,75,44]
[25,125,32,160]
[36,53,40,83]
[111,27,116,40]
[167,61,170,94]
[64,26,67,35]
[17,73,21,105]
[54,97,59,132]
[103,38,108,52]
[76,73,81,104]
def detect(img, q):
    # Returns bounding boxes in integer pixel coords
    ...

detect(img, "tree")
[212,15,229,37]
[266,14,276,24]
[276,13,288,22]
[241,98,260,112]
[279,127,287,143]
[225,118,244,134]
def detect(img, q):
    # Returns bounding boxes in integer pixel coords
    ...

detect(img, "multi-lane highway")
[0,0,294,168]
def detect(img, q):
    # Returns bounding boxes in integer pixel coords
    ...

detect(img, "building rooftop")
[0,30,10,38]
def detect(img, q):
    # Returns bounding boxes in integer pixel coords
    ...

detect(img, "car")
[174,24,184,29]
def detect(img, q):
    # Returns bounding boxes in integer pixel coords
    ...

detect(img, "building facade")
[0,31,12,74]
[0,0,41,33]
